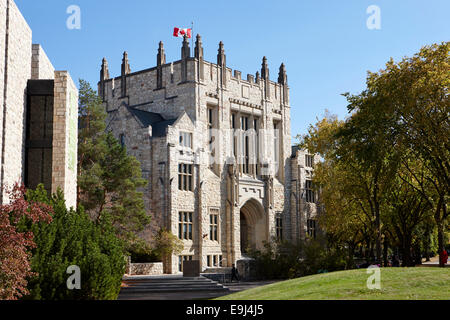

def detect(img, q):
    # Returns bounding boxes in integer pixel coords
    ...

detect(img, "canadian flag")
[173,27,192,38]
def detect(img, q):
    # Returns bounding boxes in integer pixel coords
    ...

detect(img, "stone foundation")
[129,262,164,276]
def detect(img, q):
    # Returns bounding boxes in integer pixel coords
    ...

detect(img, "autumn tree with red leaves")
[0,184,52,300]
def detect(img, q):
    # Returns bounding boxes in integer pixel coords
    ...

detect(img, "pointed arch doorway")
[239,198,266,254]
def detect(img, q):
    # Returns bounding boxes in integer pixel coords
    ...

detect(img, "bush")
[127,241,160,263]
[249,237,348,280]
[24,185,126,300]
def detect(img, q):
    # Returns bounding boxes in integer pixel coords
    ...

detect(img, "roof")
[126,106,177,137]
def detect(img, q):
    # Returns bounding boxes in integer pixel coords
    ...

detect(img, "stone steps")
[119,275,230,296]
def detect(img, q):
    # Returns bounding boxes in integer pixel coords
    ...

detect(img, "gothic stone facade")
[0,0,78,208]
[100,36,318,273]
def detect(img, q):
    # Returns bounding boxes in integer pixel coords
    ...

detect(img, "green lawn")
[216,267,450,300]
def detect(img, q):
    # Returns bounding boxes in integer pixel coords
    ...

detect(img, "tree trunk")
[437,219,444,267]
[383,238,389,267]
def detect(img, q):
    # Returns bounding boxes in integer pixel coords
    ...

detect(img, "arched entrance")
[239,198,266,254]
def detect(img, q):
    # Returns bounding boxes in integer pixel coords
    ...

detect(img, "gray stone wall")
[52,71,78,209]
[129,262,164,276]
[0,0,32,202]
[31,44,55,80]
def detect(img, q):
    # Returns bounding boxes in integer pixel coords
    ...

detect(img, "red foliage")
[0,183,53,300]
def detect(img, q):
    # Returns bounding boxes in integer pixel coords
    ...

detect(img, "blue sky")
[16,0,450,140]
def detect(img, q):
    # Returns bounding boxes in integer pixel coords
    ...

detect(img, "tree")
[153,228,183,269]
[385,161,433,266]
[300,42,449,267]
[77,80,150,246]
[345,42,449,266]
[25,185,126,300]
[0,184,52,300]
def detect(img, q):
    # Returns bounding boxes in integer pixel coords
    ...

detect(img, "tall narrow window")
[178,212,193,240]
[253,118,259,175]
[305,154,314,168]
[241,116,249,174]
[274,122,280,177]
[178,164,193,191]
[305,180,315,203]
[307,219,317,239]
[276,213,283,241]
[209,209,219,241]
[120,134,125,148]
[231,113,238,158]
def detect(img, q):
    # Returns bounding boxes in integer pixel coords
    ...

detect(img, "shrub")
[249,237,348,280]
[127,241,160,263]
[25,185,126,300]
[0,184,52,300]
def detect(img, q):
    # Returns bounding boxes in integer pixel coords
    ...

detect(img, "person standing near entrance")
[231,264,240,282]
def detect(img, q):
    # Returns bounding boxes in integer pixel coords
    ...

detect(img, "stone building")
[0,0,78,208]
[100,35,319,273]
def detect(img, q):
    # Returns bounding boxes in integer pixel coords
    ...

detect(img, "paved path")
[420,256,449,267]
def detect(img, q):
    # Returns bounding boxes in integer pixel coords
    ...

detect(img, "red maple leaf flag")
[173,27,192,38]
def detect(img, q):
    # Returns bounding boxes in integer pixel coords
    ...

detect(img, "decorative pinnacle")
[278,63,287,85]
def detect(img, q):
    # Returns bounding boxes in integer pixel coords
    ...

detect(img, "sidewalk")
[419,256,449,267]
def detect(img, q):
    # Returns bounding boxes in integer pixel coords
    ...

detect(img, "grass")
[216,267,450,300]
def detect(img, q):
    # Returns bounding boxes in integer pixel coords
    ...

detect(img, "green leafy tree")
[25,185,126,300]
[344,42,449,266]
[77,80,150,246]
[153,229,183,269]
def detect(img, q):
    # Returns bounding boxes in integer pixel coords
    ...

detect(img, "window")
[305,180,315,203]
[305,154,314,168]
[241,116,250,174]
[209,209,219,242]
[178,164,193,191]
[307,219,317,239]
[179,132,192,149]
[276,213,283,241]
[120,134,125,147]
[231,113,238,157]
[178,212,193,240]
[207,107,216,168]
[206,255,223,267]
[274,122,280,177]
[253,118,259,174]
[178,255,193,272]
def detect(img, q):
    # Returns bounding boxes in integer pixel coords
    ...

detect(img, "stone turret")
[121,52,131,97]
[99,57,110,100]
[217,41,226,87]
[195,34,204,81]
[157,42,166,89]
[278,63,287,85]
[121,51,131,76]
[181,35,190,60]
[261,57,270,99]
[181,36,190,82]
[278,63,288,105]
